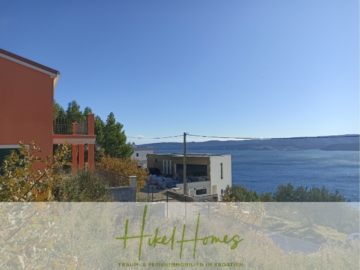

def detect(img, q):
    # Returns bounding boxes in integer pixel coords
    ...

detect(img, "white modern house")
[131,143,157,168]
[147,153,232,201]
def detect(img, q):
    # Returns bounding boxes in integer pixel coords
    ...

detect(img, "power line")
[127,135,183,140]
[266,135,359,140]
[187,134,258,140]
[188,134,359,140]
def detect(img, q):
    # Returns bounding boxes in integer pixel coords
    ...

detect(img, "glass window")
[221,163,223,179]
[0,147,18,173]
[176,164,207,177]
[196,189,207,195]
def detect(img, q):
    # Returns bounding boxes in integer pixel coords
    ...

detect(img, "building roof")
[0,48,60,79]
[134,147,157,151]
[131,144,157,151]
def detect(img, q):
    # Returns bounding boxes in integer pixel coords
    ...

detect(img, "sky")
[1,1,359,144]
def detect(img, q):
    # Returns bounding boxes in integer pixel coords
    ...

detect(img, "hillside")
[141,135,359,151]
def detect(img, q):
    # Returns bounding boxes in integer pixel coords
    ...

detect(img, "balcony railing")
[53,115,88,135]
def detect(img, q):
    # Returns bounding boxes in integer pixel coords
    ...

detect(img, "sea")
[154,149,360,202]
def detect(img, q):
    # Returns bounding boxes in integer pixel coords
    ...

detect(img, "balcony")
[52,113,96,171]
[53,113,95,146]
[53,115,89,135]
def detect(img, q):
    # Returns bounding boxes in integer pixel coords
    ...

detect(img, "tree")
[273,183,345,202]
[66,100,85,124]
[53,170,113,202]
[53,101,64,119]
[273,183,296,202]
[103,112,133,159]
[96,156,147,192]
[54,101,133,160]
[259,192,275,202]
[83,106,93,115]
[0,141,70,202]
[53,101,66,124]
[221,185,259,202]
[222,183,345,202]
[0,143,114,268]
[94,116,105,161]
[54,101,88,122]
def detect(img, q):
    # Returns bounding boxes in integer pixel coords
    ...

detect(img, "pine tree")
[53,101,63,119]
[53,102,67,133]
[94,116,105,161]
[83,107,93,115]
[66,101,85,124]
[54,101,133,161]
[103,113,133,159]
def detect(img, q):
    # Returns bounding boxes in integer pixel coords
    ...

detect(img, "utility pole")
[183,132,187,195]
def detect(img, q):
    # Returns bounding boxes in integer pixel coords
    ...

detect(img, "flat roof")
[133,147,157,151]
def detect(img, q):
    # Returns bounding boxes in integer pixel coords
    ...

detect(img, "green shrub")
[222,184,346,202]
[54,170,114,202]
[222,185,259,202]
[274,183,345,202]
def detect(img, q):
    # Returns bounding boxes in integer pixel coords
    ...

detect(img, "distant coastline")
[142,134,360,152]
[320,143,359,151]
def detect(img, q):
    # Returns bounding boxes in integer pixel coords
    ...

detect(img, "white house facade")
[131,144,157,168]
[147,153,232,201]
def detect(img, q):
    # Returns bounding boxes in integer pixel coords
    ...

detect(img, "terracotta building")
[0,48,96,170]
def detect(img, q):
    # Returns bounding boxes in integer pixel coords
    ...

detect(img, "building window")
[136,153,139,157]
[176,164,207,177]
[0,145,22,167]
[196,189,207,195]
[221,189,224,195]
[220,163,223,179]
[155,158,157,163]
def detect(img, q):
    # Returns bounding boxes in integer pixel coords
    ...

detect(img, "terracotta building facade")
[0,48,96,170]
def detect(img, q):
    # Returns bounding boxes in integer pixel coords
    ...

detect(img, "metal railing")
[94,167,130,187]
[53,115,88,135]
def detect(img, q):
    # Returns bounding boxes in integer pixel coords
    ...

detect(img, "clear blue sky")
[1,1,358,144]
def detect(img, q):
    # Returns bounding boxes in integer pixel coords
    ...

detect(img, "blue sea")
[155,150,360,202]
